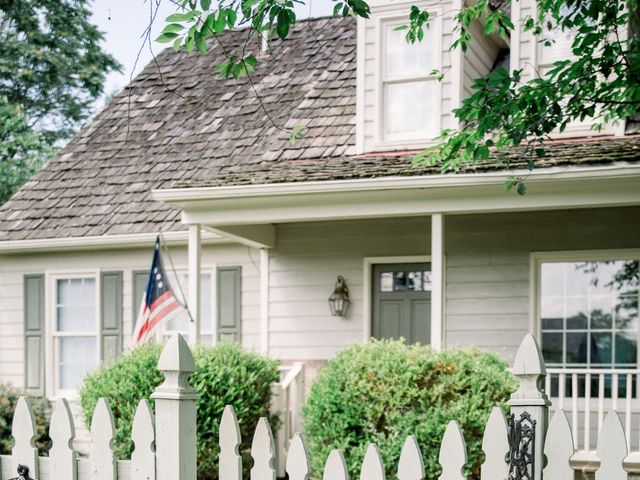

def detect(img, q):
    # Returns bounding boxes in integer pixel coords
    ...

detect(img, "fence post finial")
[507,334,550,480]
[151,333,198,480]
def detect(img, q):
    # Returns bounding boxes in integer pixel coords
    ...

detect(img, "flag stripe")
[137,300,181,340]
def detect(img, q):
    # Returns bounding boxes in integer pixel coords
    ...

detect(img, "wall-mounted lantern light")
[328,275,350,317]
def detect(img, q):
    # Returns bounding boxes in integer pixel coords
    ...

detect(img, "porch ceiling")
[152,163,640,227]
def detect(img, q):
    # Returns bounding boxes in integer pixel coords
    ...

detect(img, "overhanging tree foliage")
[0,0,121,203]
[161,0,639,192]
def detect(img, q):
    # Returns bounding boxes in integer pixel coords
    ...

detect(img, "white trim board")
[0,230,227,255]
[153,164,640,227]
[362,255,432,342]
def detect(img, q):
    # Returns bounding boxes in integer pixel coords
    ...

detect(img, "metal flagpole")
[158,231,195,323]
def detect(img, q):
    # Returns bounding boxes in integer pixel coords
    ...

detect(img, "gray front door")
[372,263,431,345]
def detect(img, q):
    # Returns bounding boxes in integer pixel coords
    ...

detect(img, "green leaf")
[166,12,198,22]
[276,10,290,39]
[162,23,185,34]
[226,9,237,28]
[194,31,207,54]
[200,0,212,9]
[213,12,226,34]
[332,2,343,16]
[156,32,180,43]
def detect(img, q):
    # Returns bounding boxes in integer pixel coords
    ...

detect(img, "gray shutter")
[100,271,123,364]
[24,274,44,396]
[132,270,148,331]
[217,266,241,342]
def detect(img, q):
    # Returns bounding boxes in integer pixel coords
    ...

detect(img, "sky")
[90,0,335,100]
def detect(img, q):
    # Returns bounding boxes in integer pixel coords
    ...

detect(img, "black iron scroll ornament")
[505,412,536,480]
[9,464,33,480]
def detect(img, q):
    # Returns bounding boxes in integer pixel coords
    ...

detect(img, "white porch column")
[188,224,201,345]
[431,213,444,350]
[260,248,269,354]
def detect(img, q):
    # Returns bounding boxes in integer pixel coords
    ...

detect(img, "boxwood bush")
[302,339,516,480]
[0,383,51,455]
[79,342,279,479]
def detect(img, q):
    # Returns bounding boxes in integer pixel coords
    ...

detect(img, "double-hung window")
[53,277,99,395]
[536,254,639,397]
[378,14,441,145]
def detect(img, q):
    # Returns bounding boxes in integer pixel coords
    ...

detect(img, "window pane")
[541,296,563,330]
[56,278,96,332]
[394,272,407,291]
[380,272,393,292]
[540,259,639,369]
[384,81,437,136]
[541,263,565,297]
[542,332,563,364]
[59,336,97,390]
[566,296,588,329]
[591,296,613,329]
[408,272,422,291]
[566,332,588,364]
[422,271,432,291]
[615,332,637,365]
[592,332,613,365]
[384,23,436,77]
[616,295,638,330]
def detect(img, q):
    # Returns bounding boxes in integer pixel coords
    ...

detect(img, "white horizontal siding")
[0,242,259,391]
[270,217,430,360]
[444,206,640,362]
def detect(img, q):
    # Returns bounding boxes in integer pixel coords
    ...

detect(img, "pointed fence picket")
[251,418,276,480]
[360,444,385,480]
[5,332,640,480]
[49,399,76,480]
[286,434,310,480]
[131,400,155,480]
[480,407,509,480]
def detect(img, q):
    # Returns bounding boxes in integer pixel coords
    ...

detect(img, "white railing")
[271,362,305,476]
[547,367,640,469]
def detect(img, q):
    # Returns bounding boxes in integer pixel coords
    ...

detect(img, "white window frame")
[45,270,100,399]
[373,8,443,150]
[534,12,622,137]
[530,249,640,370]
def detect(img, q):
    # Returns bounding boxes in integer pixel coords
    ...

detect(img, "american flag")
[133,236,185,345]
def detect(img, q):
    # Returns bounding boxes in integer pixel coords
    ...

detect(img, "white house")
[0,0,639,456]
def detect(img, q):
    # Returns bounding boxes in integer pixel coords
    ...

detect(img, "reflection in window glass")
[394,272,408,291]
[422,271,432,291]
[540,260,639,368]
[385,81,437,136]
[380,272,393,292]
[384,23,435,77]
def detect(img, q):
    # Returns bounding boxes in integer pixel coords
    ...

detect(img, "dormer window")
[381,18,440,143]
[356,3,446,154]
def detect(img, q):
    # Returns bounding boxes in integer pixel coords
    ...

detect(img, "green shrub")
[80,342,280,479]
[302,339,516,480]
[0,383,51,456]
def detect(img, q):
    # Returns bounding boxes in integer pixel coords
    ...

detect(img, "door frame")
[362,256,431,341]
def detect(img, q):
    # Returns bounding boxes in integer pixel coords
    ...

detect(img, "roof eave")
[151,163,640,226]
[0,230,227,255]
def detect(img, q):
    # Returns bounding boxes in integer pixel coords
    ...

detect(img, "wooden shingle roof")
[1,15,639,242]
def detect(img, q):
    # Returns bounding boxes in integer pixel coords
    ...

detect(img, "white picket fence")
[0,333,637,480]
